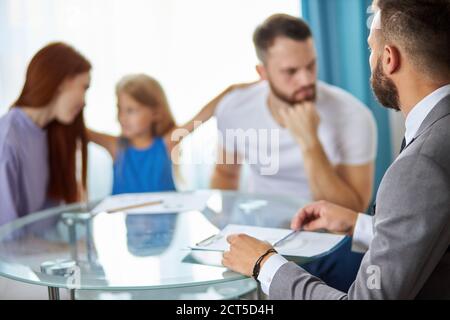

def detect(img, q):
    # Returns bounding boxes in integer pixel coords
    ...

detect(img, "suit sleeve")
[269,155,450,299]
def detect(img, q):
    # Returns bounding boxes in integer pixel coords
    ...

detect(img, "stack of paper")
[190,224,345,258]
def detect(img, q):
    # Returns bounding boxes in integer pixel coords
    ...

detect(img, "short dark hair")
[253,14,312,63]
[377,0,450,81]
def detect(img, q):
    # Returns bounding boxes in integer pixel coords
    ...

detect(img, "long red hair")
[13,42,91,204]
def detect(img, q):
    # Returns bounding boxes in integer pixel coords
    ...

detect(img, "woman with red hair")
[0,42,91,226]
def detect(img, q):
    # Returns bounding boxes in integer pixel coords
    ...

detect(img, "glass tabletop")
[0,190,313,291]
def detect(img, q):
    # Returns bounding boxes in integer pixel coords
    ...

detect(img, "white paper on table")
[91,191,212,215]
[190,224,345,258]
[190,224,293,252]
[275,231,345,257]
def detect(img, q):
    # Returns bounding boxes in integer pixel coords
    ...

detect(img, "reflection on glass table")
[0,190,339,300]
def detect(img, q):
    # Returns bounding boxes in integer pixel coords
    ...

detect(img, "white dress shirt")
[404,84,450,145]
[258,84,450,296]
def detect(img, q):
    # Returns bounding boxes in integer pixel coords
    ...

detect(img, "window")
[0,0,301,199]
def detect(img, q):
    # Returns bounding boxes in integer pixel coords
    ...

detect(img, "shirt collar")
[404,84,450,145]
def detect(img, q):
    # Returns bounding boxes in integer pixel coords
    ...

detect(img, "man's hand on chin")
[279,101,321,151]
[222,234,275,277]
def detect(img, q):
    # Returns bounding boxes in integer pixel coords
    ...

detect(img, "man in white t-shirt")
[211,14,377,291]
[212,14,377,213]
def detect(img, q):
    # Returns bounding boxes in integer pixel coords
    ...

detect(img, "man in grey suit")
[222,0,450,299]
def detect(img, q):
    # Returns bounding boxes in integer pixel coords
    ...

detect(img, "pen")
[105,200,164,214]
[273,230,298,247]
[195,234,219,247]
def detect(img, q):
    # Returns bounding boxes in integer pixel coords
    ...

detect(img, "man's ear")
[256,64,268,80]
[383,45,401,75]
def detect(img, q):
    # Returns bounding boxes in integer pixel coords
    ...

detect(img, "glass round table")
[0,190,339,300]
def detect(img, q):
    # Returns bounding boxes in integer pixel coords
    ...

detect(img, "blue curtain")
[301,0,392,195]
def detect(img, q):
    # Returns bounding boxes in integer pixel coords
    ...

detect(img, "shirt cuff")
[352,213,374,253]
[257,254,288,295]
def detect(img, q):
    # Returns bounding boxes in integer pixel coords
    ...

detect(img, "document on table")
[190,224,345,258]
[91,191,212,215]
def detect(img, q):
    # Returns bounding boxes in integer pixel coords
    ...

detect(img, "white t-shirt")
[215,81,377,200]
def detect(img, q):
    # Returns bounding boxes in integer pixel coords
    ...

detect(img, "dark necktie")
[399,137,407,154]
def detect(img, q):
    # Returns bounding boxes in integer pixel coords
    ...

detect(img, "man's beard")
[371,57,401,111]
[268,80,317,106]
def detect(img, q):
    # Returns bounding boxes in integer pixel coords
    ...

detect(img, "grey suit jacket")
[270,95,450,300]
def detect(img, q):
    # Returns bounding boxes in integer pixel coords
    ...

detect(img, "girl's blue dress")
[112,137,176,195]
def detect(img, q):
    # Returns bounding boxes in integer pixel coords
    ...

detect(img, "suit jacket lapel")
[414,95,450,141]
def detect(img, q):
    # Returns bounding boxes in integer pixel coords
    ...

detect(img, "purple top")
[0,108,50,226]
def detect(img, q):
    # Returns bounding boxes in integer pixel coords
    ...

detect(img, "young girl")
[88,74,245,195]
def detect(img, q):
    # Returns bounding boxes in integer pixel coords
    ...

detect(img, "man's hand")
[291,201,359,236]
[279,102,321,151]
[222,234,274,277]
